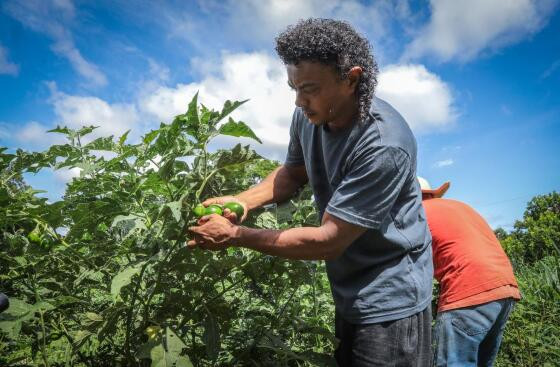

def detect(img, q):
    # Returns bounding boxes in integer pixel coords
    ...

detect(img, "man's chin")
[305,114,324,125]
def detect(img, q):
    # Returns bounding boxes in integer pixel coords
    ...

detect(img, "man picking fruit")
[189,18,433,366]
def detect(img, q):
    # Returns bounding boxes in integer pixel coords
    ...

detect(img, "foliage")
[495,256,560,366]
[494,192,560,366]
[497,191,560,267]
[0,94,335,366]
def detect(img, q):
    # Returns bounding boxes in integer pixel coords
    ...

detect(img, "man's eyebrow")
[287,81,317,89]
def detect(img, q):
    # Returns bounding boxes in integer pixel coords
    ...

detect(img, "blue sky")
[1,0,559,230]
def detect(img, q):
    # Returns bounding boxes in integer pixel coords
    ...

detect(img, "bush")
[496,256,560,366]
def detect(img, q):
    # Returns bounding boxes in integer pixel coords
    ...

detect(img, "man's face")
[286,61,357,126]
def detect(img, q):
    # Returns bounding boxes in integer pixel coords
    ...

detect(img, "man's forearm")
[233,225,341,261]
[235,165,307,211]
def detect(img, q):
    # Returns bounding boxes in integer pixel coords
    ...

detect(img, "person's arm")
[188,211,366,260]
[202,164,308,222]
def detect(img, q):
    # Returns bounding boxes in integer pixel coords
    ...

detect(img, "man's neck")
[326,104,359,132]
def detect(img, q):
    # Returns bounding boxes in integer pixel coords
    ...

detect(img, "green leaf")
[110,261,146,301]
[77,125,99,137]
[85,136,116,151]
[158,158,175,182]
[111,214,147,239]
[162,201,183,222]
[0,298,35,338]
[165,327,190,366]
[119,130,130,146]
[47,125,72,135]
[254,211,278,229]
[215,144,260,170]
[218,117,262,143]
[144,130,160,145]
[72,330,93,349]
[186,92,199,127]
[217,99,248,123]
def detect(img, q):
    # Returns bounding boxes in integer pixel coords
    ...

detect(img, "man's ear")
[347,66,363,91]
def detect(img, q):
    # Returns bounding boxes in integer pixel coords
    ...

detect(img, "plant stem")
[39,310,50,367]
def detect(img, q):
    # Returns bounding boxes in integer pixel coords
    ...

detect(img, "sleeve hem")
[284,159,305,167]
[326,204,381,230]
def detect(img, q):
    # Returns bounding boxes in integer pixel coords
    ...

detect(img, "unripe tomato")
[223,202,244,219]
[27,230,41,244]
[205,204,223,216]
[193,204,206,218]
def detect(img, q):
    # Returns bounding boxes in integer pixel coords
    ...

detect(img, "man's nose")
[294,91,307,109]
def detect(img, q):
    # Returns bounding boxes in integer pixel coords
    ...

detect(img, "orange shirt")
[423,198,521,312]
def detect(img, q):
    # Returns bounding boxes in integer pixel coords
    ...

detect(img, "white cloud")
[403,0,559,62]
[376,64,457,132]
[15,121,48,144]
[0,44,19,76]
[434,159,454,168]
[54,167,81,182]
[140,52,294,147]
[148,58,170,82]
[48,82,140,140]
[3,0,107,86]
[168,0,399,54]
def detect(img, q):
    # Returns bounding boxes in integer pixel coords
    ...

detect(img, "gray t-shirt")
[285,97,433,324]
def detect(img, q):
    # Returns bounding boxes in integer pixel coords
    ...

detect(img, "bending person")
[419,177,520,367]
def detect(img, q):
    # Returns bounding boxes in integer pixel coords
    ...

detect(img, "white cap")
[417,176,450,198]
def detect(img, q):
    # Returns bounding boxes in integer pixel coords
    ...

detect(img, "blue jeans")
[432,298,516,367]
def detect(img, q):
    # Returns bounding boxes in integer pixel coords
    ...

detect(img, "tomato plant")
[0,94,335,366]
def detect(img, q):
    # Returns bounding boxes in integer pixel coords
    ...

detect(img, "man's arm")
[189,212,366,261]
[203,164,308,222]
[236,164,308,210]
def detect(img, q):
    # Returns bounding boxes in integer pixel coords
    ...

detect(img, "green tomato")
[145,325,161,339]
[193,204,206,218]
[27,230,41,244]
[205,204,223,216]
[223,202,244,219]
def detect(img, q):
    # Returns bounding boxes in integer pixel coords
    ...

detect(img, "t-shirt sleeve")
[326,145,411,229]
[284,109,305,166]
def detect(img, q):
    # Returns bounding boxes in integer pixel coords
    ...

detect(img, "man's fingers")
[197,215,211,225]
[202,197,228,206]
[222,209,238,224]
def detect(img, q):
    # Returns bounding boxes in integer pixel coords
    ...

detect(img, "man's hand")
[187,214,240,251]
[202,196,248,224]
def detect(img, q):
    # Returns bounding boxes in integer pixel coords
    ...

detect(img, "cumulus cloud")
[2,0,107,86]
[403,0,559,62]
[140,52,294,147]
[54,167,82,182]
[376,64,457,132]
[0,44,19,76]
[47,82,140,140]
[13,121,66,150]
[167,0,403,59]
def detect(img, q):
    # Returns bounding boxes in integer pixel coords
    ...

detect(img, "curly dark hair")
[275,18,378,123]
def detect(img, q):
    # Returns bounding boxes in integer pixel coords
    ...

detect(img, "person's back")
[419,178,520,367]
[423,198,519,312]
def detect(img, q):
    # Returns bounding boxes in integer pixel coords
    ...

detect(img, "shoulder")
[366,97,417,155]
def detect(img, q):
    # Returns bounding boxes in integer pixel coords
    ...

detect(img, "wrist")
[231,225,245,246]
